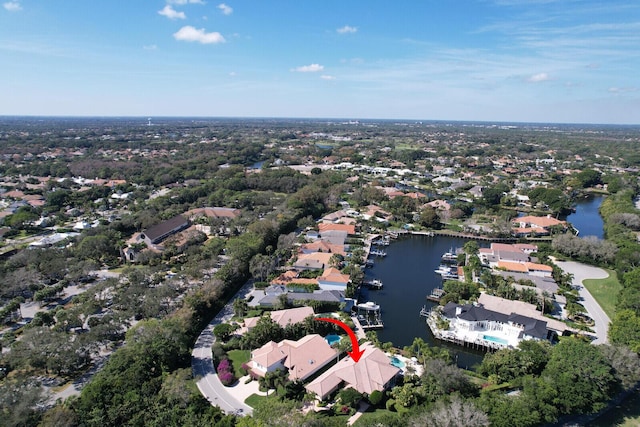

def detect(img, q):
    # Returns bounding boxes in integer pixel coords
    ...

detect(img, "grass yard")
[244,393,273,408]
[589,391,640,427]
[227,349,251,378]
[582,269,621,319]
[353,408,402,426]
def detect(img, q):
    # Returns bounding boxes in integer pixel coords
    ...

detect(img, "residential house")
[511,215,567,237]
[299,240,346,256]
[477,293,570,336]
[250,334,337,381]
[305,343,400,400]
[318,223,356,236]
[243,306,315,331]
[140,215,190,246]
[492,270,559,294]
[496,261,553,278]
[316,267,350,291]
[293,252,334,271]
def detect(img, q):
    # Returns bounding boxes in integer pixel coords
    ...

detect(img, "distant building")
[141,215,190,245]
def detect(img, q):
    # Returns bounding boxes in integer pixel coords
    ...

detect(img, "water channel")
[563,194,605,239]
[360,195,605,369]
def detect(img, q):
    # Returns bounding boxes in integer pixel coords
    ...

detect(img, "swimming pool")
[325,334,341,346]
[390,356,406,369]
[483,335,509,345]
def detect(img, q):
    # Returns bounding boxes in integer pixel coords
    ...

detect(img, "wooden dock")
[426,288,445,302]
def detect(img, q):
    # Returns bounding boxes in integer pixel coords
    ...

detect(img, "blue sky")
[1,0,639,124]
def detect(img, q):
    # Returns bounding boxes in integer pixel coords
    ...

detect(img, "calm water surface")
[361,196,603,368]
[361,235,487,368]
[564,195,605,239]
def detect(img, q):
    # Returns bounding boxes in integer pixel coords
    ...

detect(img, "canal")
[360,196,605,369]
[361,235,488,369]
[564,194,605,239]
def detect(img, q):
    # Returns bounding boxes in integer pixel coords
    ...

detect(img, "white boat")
[434,265,453,275]
[370,249,387,257]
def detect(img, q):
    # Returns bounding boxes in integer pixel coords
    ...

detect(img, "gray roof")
[493,270,559,294]
[143,214,189,243]
[442,301,549,340]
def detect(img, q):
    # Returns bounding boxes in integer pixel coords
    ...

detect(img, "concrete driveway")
[553,260,611,344]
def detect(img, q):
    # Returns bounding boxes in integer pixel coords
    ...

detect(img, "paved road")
[553,260,610,344]
[192,281,254,416]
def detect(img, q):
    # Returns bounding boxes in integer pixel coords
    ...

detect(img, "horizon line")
[0,114,638,128]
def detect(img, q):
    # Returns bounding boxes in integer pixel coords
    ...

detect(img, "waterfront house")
[496,261,553,278]
[511,215,567,236]
[293,252,334,270]
[305,343,400,400]
[316,267,351,291]
[439,301,552,349]
[318,222,356,236]
[250,334,337,381]
[430,293,572,350]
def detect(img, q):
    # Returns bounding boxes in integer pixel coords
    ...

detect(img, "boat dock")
[364,279,383,290]
[426,288,445,302]
[356,301,384,330]
[370,249,387,257]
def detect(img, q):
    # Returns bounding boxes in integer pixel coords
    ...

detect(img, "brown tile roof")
[513,215,566,228]
[318,223,356,235]
[497,260,529,273]
[319,267,350,284]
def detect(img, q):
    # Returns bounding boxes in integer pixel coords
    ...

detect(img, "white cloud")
[158,5,186,20]
[167,0,205,4]
[608,86,638,93]
[321,75,336,80]
[291,63,324,72]
[173,26,225,44]
[143,44,158,50]
[3,1,22,12]
[337,25,357,34]
[229,71,237,77]
[218,3,233,15]
[527,72,550,82]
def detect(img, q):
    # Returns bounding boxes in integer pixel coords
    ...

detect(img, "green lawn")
[582,269,621,319]
[227,349,251,378]
[245,393,271,408]
[589,391,640,427]
[353,408,401,426]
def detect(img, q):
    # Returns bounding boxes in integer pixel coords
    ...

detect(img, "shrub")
[386,398,396,411]
[217,358,237,386]
[368,390,384,407]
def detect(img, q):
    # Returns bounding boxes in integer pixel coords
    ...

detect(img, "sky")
[1,0,639,124]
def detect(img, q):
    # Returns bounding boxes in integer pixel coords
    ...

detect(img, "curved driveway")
[192,281,254,416]
[553,260,610,344]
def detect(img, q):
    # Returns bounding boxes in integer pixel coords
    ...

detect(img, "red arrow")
[315,317,365,362]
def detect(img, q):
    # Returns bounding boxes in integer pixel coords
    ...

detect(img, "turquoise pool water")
[390,356,405,368]
[483,335,509,345]
[325,334,341,346]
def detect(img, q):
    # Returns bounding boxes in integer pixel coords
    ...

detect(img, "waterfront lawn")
[227,349,251,378]
[582,269,621,319]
